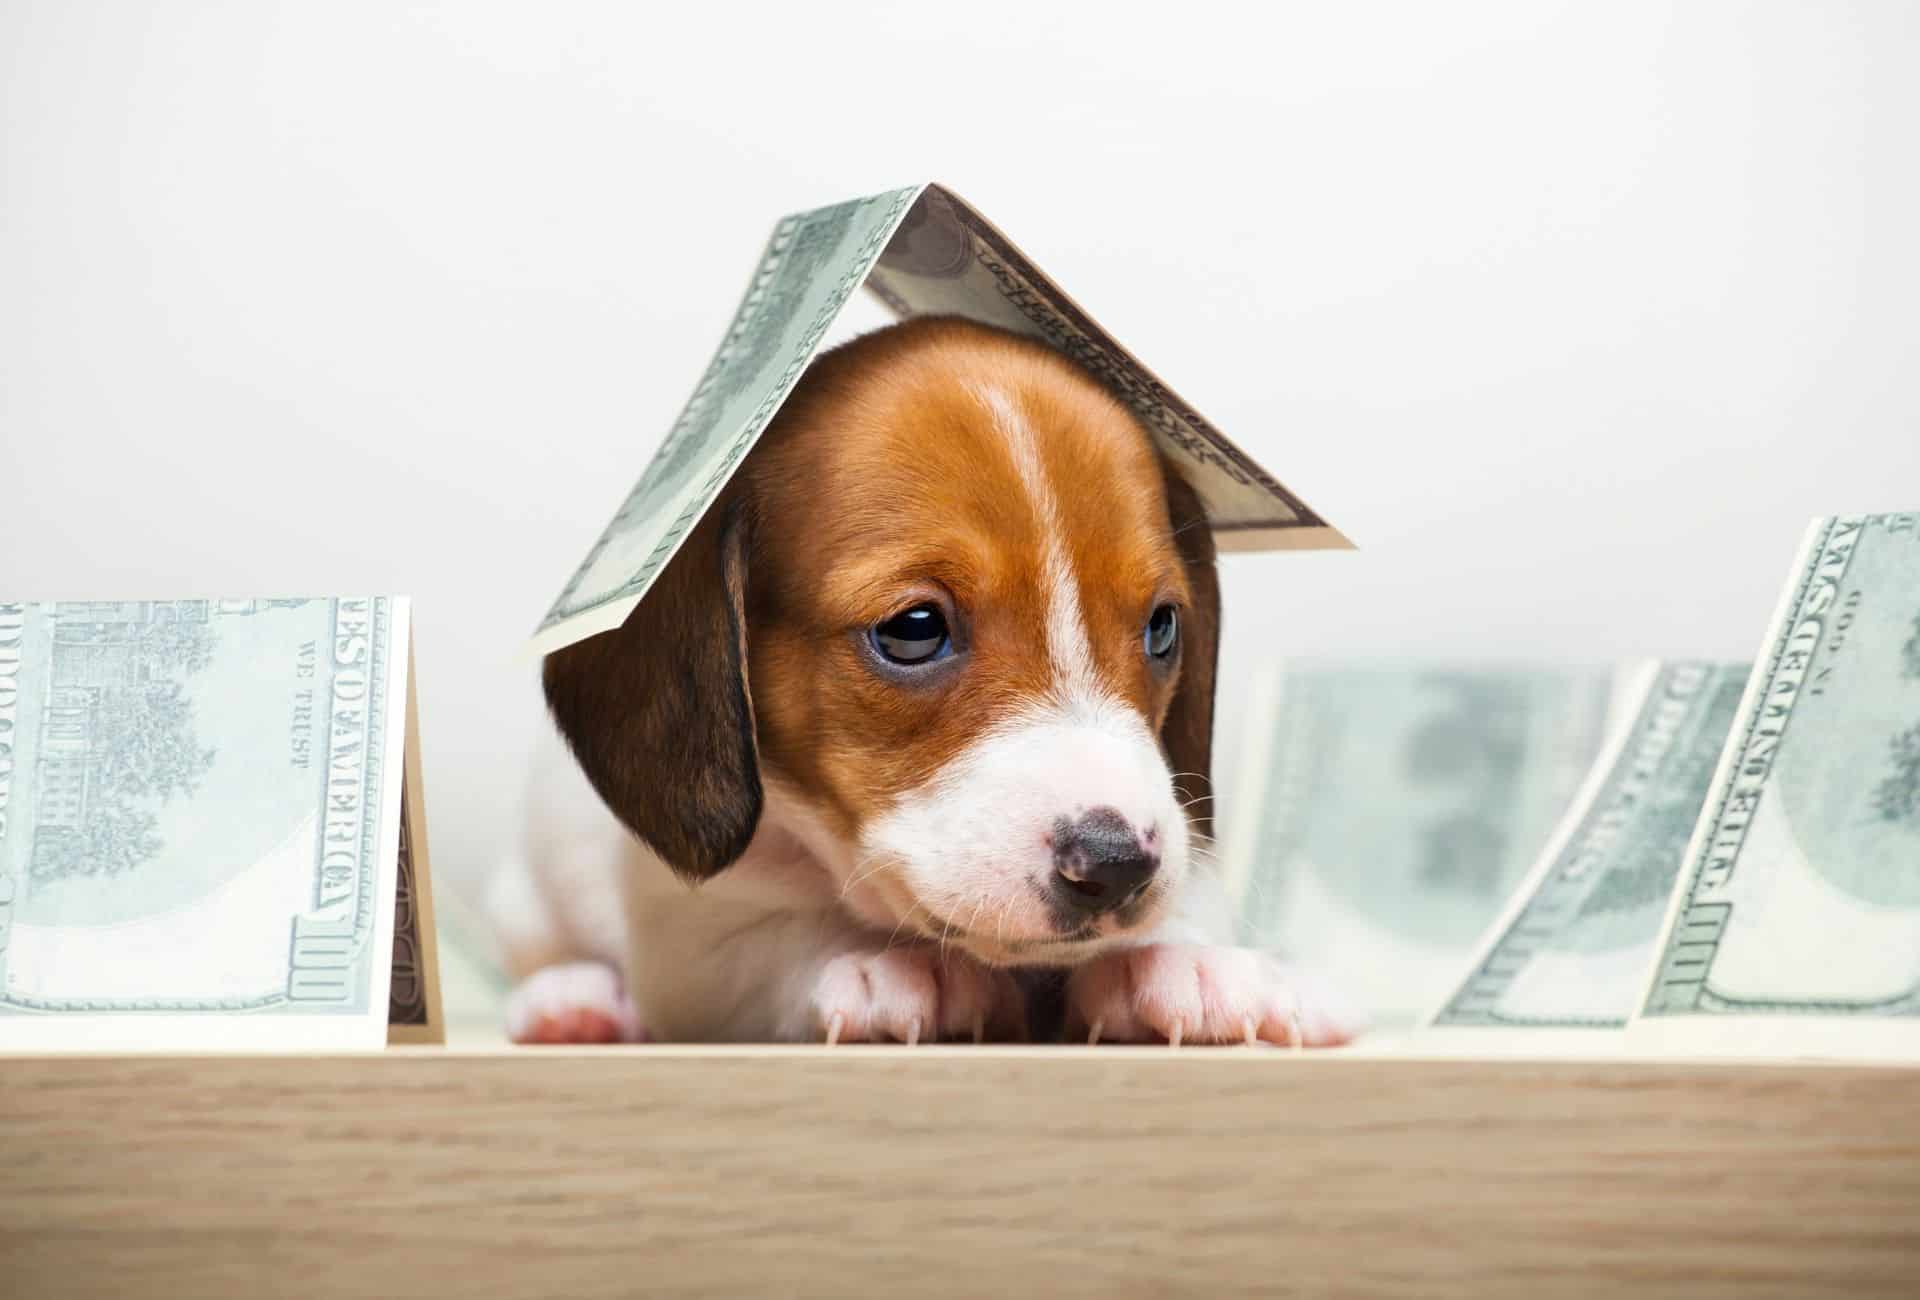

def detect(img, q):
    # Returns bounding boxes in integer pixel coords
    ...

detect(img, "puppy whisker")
[838,853,897,901]
[959,894,990,953]
[883,900,936,954]
[966,894,988,931]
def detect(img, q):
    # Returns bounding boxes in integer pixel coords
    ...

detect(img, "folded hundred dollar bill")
[527,182,1351,658]
[1628,513,1920,1058]
[0,597,443,1050]
[1420,660,1748,1051]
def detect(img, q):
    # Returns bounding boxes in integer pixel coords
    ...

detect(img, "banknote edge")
[522,186,925,659]
[387,630,446,1046]
[366,599,412,1036]
[1627,518,1835,1025]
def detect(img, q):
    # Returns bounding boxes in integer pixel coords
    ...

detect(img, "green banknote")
[1423,661,1746,1050]
[0,597,424,1050]
[1632,514,1920,1058]
[527,183,1348,658]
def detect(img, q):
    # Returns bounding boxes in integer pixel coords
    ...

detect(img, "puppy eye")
[1145,604,1179,660]
[872,604,951,665]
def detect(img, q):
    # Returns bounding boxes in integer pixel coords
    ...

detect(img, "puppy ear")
[1159,465,1221,841]
[542,497,762,879]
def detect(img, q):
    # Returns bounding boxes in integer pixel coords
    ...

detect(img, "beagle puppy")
[488,316,1362,1046]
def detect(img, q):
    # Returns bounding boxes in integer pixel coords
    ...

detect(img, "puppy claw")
[809,946,1024,1047]
[1087,1017,1105,1047]
[1243,1016,1259,1048]
[1167,1017,1184,1050]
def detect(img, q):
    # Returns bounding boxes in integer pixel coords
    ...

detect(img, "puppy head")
[544,317,1219,966]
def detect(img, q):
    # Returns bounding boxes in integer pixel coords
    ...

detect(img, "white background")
[5,2,1916,956]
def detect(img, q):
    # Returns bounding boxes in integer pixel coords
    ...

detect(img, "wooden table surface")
[4,1047,1916,1298]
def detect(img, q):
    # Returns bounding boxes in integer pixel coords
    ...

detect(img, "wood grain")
[2,1049,1916,1298]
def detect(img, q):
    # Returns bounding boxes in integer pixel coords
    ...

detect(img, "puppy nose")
[1051,807,1158,915]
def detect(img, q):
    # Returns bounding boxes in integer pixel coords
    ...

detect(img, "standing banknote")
[0,597,443,1050]
[1224,662,1631,1029]
[527,183,1348,659]
[1422,660,1746,1051]
[1631,514,1920,1058]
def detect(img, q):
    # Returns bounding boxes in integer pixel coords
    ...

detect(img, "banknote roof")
[528,182,1351,658]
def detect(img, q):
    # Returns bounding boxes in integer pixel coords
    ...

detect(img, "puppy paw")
[809,946,1026,1044]
[505,961,645,1045]
[1065,944,1365,1047]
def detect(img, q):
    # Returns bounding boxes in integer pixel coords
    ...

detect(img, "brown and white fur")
[488,317,1362,1047]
